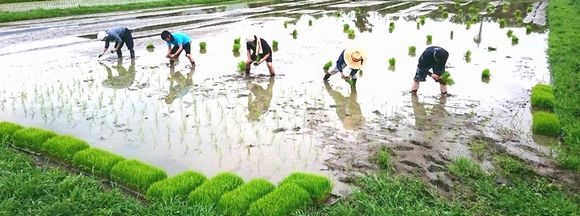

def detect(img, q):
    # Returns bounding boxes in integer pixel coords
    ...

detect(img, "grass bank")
[0,0,49,4]
[547,0,580,170]
[0,0,239,23]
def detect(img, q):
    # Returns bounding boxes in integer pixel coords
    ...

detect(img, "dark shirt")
[104,27,128,49]
[336,50,358,77]
[418,46,447,75]
[247,38,272,56]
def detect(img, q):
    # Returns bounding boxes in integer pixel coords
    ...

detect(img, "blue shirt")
[166,32,191,47]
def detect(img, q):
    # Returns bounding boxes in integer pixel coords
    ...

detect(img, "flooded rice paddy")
[0,0,562,194]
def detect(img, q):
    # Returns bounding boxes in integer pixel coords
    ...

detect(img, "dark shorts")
[414,67,438,82]
[251,53,273,63]
[170,42,191,56]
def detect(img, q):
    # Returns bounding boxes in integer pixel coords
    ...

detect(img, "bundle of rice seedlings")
[189,172,244,205]
[72,148,125,177]
[147,171,207,201]
[217,178,275,216]
[42,135,90,161]
[12,127,57,151]
[279,172,332,202]
[110,159,167,192]
[247,183,311,216]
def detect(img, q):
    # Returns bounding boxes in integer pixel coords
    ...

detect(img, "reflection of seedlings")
[323,61,332,71]
[283,21,288,28]
[199,42,207,53]
[343,23,350,32]
[506,29,514,38]
[464,50,472,62]
[499,18,507,28]
[146,42,154,50]
[526,25,532,34]
[347,29,355,39]
[272,40,278,51]
[388,58,396,67]
[237,61,246,72]
[416,22,420,30]
[532,112,560,136]
[450,30,454,40]
[426,35,432,45]
[511,35,519,45]
[481,69,491,78]
[487,46,497,51]
[291,29,298,39]
[233,43,241,52]
[441,71,455,86]
[419,15,426,25]
[308,20,313,26]
[388,22,395,33]
[408,46,416,56]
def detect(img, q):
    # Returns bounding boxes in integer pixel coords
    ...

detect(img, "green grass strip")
[0,122,23,141]
[532,111,561,136]
[41,135,90,161]
[0,0,237,23]
[279,172,332,202]
[247,183,311,216]
[548,0,580,170]
[147,171,207,201]
[448,157,485,180]
[72,148,125,176]
[531,84,555,109]
[189,172,244,205]
[11,127,57,151]
[217,178,275,216]
[110,159,167,192]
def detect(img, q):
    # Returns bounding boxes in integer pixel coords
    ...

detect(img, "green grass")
[110,160,167,192]
[0,122,23,141]
[347,29,355,39]
[448,157,485,179]
[146,42,154,50]
[408,46,416,56]
[189,172,244,205]
[11,127,57,151]
[469,139,487,159]
[441,71,455,86]
[376,146,390,170]
[532,111,561,136]
[279,172,332,202]
[506,29,514,38]
[41,135,90,161]
[247,183,311,216]
[72,148,125,177]
[217,178,275,216]
[0,0,237,23]
[146,171,207,201]
[492,155,535,177]
[343,23,350,32]
[199,41,206,51]
[499,18,507,28]
[0,0,50,3]
[531,84,555,109]
[426,34,432,45]
[511,35,519,44]
[388,58,396,67]
[481,69,490,79]
[548,0,580,170]
[323,61,332,71]
[272,40,278,51]
[232,43,241,52]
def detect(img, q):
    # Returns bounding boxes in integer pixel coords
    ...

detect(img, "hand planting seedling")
[426,35,433,45]
[481,69,490,79]
[441,71,455,86]
[408,46,416,56]
[411,46,450,94]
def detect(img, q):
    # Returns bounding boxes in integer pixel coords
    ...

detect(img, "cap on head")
[161,30,171,40]
[97,31,108,41]
[245,35,256,43]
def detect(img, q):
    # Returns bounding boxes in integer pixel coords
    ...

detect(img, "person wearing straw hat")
[411,46,449,95]
[97,27,135,59]
[323,48,367,87]
[245,35,275,76]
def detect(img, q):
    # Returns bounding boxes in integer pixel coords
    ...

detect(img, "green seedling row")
[12,127,57,151]
[42,135,90,161]
[110,159,167,192]
[72,148,125,177]
[189,172,244,205]
[218,178,275,216]
[247,183,312,216]
[531,84,555,109]
[0,121,23,141]
[279,172,332,202]
[147,171,207,201]
[532,111,561,136]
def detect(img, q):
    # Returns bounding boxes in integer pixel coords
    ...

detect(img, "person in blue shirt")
[323,48,367,87]
[411,46,449,95]
[160,30,196,66]
[97,27,135,59]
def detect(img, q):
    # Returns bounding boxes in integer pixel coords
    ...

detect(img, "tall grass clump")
[279,172,332,202]
[531,84,555,109]
[189,172,244,205]
[533,112,561,136]
[110,160,167,192]
[11,127,57,151]
[0,122,23,141]
[388,58,396,67]
[448,157,485,179]
[323,61,333,71]
[506,29,514,38]
[441,71,455,86]
[499,18,507,28]
[237,61,246,72]
[347,29,355,39]
[41,135,89,161]
[511,35,519,44]
[389,22,395,33]
[408,46,416,56]
[272,40,278,51]
[147,171,207,201]
[247,183,311,216]
[481,69,490,79]
[217,178,275,216]
[376,146,390,170]
[343,23,350,32]
[72,148,125,176]
[426,35,432,45]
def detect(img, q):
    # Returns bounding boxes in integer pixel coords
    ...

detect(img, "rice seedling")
[232,43,241,52]
[272,40,278,51]
[441,71,455,86]
[486,4,495,13]
[247,183,311,216]
[343,23,350,32]
[499,18,507,28]
[389,22,395,33]
[526,25,533,34]
[72,148,125,176]
[416,22,420,30]
[514,9,522,17]
[147,171,207,201]
[279,172,332,202]
[217,178,275,216]
[527,6,533,13]
[531,84,555,109]
[283,21,288,28]
[438,5,444,12]
[42,135,89,161]
[388,58,396,67]
[419,15,426,25]
[515,16,523,23]
[11,127,57,151]
[408,46,416,56]
[323,61,333,71]
[234,38,241,45]
[532,112,561,136]
[481,69,491,79]
[146,42,154,50]
[189,172,244,205]
[0,121,23,141]
[110,159,167,192]
[347,29,355,39]
[506,29,514,38]
[441,11,448,19]
[464,50,472,62]
[502,3,510,13]
[511,35,519,44]
[237,61,246,72]
[466,21,472,30]
[199,42,206,53]
[292,29,298,39]
[426,35,433,45]
[450,30,454,40]
[308,20,313,26]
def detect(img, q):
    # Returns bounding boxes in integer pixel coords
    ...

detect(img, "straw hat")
[344,48,367,69]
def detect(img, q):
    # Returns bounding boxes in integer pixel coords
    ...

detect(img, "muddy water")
[0,0,560,194]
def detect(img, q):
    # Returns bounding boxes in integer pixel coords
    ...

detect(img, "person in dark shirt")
[97,27,135,59]
[245,35,275,76]
[411,46,449,94]
[323,48,367,88]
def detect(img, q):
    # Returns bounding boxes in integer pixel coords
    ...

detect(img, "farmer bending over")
[411,46,449,94]
[161,30,196,66]
[97,27,135,59]
[323,48,367,88]
[245,35,275,76]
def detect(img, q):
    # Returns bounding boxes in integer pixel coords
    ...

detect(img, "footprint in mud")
[427,164,446,173]
[400,160,421,168]
[394,145,414,151]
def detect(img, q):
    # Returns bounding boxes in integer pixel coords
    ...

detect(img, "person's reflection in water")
[324,82,366,130]
[247,77,275,121]
[100,59,136,89]
[165,66,194,104]
[411,94,447,129]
